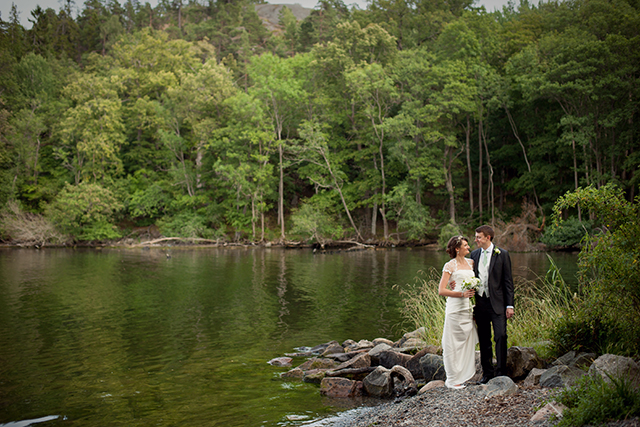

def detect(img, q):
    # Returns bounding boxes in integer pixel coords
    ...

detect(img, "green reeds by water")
[397,255,579,359]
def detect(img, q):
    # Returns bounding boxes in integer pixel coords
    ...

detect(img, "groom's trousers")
[474,294,508,377]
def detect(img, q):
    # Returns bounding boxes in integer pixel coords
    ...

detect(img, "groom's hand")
[447,280,456,290]
[506,308,515,319]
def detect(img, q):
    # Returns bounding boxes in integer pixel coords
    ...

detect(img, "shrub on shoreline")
[554,372,640,426]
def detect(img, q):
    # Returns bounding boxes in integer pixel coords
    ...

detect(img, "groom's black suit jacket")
[470,246,515,315]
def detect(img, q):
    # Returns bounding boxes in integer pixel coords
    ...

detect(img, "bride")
[438,235,479,389]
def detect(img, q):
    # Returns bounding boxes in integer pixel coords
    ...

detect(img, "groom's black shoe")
[479,375,493,384]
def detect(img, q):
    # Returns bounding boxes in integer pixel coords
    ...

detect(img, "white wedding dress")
[441,258,479,388]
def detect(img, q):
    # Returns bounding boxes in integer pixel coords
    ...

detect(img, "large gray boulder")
[268,357,293,367]
[540,365,586,388]
[363,366,394,398]
[281,367,304,379]
[326,351,359,363]
[589,354,640,389]
[419,353,446,382]
[362,365,417,398]
[530,402,567,423]
[483,376,518,398]
[394,327,426,348]
[309,340,340,355]
[345,339,374,352]
[320,377,364,398]
[390,365,418,397]
[379,350,412,369]
[373,337,395,347]
[297,357,339,371]
[396,337,428,353]
[334,352,371,371]
[523,368,546,387]
[303,368,329,384]
[322,342,345,356]
[405,348,430,380]
[507,346,543,379]
[369,343,393,363]
[553,351,596,369]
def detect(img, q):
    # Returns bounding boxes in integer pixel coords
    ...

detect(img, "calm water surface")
[0,247,578,426]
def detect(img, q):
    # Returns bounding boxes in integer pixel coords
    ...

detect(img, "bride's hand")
[462,289,475,298]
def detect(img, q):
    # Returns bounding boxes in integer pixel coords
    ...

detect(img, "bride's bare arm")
[438,272,472,297]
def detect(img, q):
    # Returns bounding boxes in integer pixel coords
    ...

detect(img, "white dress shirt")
[477,243,493,297]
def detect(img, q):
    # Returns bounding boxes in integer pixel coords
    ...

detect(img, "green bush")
[46,182,123,241]
[549,184,640,357]
[157,211,216,239]
[290,195,344,244]
[541,217,592,249]
[550,307,633,356]
[555,372,640,426]
[386,182,435,240]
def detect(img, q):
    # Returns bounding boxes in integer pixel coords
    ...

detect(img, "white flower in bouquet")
[461,276,481,306]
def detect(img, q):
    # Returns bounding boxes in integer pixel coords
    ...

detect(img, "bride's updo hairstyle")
[446,235,468,258]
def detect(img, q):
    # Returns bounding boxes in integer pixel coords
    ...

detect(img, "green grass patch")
[554,372,640,426]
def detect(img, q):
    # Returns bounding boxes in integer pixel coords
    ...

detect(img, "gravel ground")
[315,384,640,427]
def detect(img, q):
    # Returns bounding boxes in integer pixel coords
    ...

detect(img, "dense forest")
[0,0,638,246]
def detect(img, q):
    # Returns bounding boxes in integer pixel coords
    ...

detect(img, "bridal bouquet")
[461,277,481,307]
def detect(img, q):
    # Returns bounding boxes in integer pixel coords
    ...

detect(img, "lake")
[0,247,578,426]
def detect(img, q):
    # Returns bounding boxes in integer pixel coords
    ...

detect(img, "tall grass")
[395,269,447,346]
[508,255,579,358]
[396,256,579,359]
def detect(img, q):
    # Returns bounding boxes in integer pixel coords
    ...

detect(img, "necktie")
[483,250,489,267]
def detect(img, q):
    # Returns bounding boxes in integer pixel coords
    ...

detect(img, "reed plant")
[397,255,579,359]
[395,269,447,346]
[508,255,579,358]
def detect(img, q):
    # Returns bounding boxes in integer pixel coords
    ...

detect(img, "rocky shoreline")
[268,328,640,426]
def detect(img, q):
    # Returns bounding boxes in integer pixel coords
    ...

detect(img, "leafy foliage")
[290,194,345,244]
[549,184,640,356]
[554,372,640,427]
[45,182,123,241]
[541,217,593,249]
[0,0,638,244]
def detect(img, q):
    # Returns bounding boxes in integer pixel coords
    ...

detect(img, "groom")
[471,225,515,383]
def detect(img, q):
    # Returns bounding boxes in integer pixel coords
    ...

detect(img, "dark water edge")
[0,247,578,427]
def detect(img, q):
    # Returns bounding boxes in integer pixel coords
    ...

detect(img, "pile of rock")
[268,327,640,416]
[268,328,437,398]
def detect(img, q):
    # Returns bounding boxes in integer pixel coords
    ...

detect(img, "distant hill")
[255,3,313,32]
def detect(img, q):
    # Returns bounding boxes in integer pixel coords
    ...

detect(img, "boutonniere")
[494,248,501,255]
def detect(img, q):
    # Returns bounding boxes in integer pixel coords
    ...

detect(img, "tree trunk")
[465,114,474,214]
[279,142,285,240]
[505,105,542,213]
[322,148,363,241]
[478,116,483,220]
[571,132,582,222]
[482,132,495,226]
[444,145,456,224]
[371,198,378,238]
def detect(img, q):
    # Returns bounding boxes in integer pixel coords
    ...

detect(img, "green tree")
[296,120,363,240]
[46,181,123,240]
[56,70,126,183]
[346,62,400,240]
[248,52,310,240]
[551,184,640,355]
